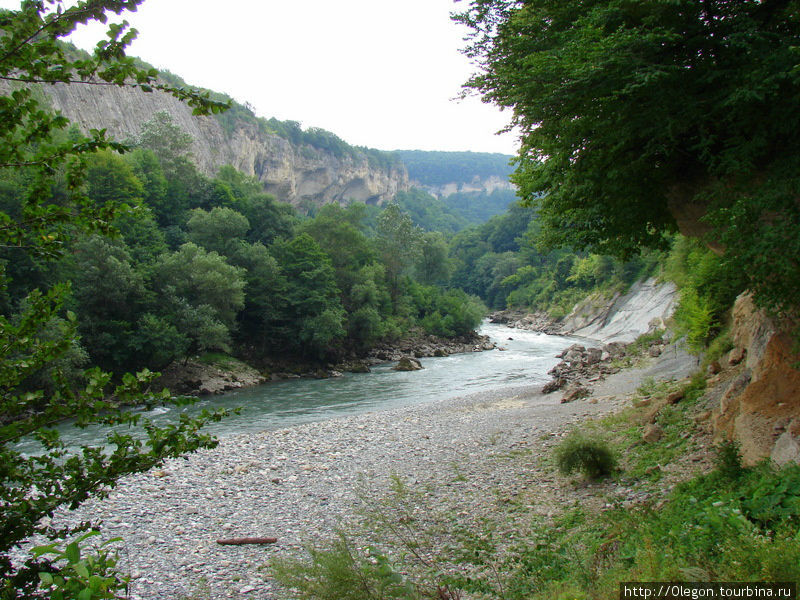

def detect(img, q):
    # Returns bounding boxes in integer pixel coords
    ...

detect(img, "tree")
[271,234,345,358]
[186,206,250,257]
[375,203,422,308]
[457,0,800,318]
[85,148,144,205]
[68,235,146,371]
[414,231,451,286]
[0,2,228,595]
[154,242,246,331]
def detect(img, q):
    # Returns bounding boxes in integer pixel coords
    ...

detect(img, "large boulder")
[394,356,424,371]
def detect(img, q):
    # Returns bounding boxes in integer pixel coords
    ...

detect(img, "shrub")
[554,431,617,480]
[270,533,419,600]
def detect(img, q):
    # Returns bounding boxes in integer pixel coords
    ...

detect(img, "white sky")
[1,0,518,154]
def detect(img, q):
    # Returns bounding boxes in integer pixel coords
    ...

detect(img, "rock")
[585,348,603,365]
[561,385,591,403]
[648,345,662,357]
[394,356,423,371]
[666,390,684,404]
[771,431,800,467]
[342,361,370,373]
[542,378,565,394]
[725,347,746,367]
[707,360,722,375]
[564,349,584,363]
[712,293,800,464]
[642,423,664,443]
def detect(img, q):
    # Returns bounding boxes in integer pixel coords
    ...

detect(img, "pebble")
[35,380,635,599]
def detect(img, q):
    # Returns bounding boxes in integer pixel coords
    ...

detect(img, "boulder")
[725,347,746,367]
[771,430,800,467]
[394,356,423,371]
[642,423,664,443]
[585,347,603,365]
[542,378,565,394]
[561,385,591,403]
[667,390,685,405]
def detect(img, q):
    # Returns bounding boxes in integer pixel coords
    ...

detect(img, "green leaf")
[74,561,90,579]
[65,542,80,564]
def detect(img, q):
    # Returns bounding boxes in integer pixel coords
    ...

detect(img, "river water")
[18,323,579,451]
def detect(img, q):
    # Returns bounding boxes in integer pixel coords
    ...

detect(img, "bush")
[270,533,419,600]
[554,431,617,480]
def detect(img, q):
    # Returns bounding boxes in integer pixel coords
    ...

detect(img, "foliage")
[664,236,747,351]
[0,3,229,594]
[553,431,617,480]
[32,531,125,600]
[456,0,800,320]
[417,287,486,338]
[448,202,660,312]
[393,150,513,188]
[441,188,517,225]
[0,286,226,595]
[394,188,469,233]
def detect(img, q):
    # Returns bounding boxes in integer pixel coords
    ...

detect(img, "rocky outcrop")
[418,175,515,199]
[36,82,408,209]
[367,331,495,363]
[490,278,678,344]
[561,278,678,343]
[156,357,267,396]
[488,310,562,334]
[710,293,800,465]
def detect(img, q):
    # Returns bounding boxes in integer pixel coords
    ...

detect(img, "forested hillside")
[1,111,488,378]
[394,150,518,225]
[394,150,514,187]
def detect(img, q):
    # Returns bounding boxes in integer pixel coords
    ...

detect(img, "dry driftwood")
[216,537,278,546]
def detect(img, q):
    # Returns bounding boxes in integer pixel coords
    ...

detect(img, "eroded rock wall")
[39,83,408,209]
[562,278,678,343]
[711,294,800,465]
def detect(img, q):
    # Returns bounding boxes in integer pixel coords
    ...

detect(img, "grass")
[268,374,800,600]
[554,431,617,480]
[196,352,248,371]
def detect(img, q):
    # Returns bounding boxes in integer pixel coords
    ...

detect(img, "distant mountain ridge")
[393,149,516,198]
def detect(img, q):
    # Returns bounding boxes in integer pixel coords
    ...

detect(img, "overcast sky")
[2,0,518,154]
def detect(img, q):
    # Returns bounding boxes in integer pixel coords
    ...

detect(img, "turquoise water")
[16,323,578,451]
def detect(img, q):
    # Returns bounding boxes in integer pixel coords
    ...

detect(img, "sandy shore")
[50,344,698,599]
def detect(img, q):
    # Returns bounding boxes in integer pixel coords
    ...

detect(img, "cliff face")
[710,294,800,465]
[559,278,679,344]
[416,175,514,199]
[41,83,408,208]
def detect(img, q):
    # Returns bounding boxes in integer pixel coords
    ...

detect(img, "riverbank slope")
[52,335,699,599]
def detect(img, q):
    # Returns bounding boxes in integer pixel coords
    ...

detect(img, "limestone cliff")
[416,175,515,199]
[560,278,678,343]
[39,83,408,209]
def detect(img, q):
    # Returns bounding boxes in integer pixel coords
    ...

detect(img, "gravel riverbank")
[49,345,698,599]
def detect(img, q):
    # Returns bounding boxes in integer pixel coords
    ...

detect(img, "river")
[17,323,579,451]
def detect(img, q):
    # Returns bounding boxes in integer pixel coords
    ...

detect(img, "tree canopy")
[0,2,228,595]
[457,0,800,318]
